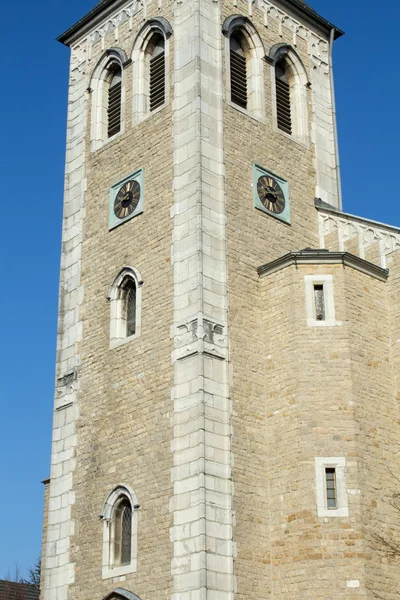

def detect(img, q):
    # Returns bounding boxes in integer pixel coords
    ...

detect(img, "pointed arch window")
[131,18,173,125]
[107,66,122,137]
[230,33,247,109]
[125,279,137,337]
[275,58,292,135]
[109,267,143,348]
[223,16,265,120]
[90,48,127,151]
[148,35,165,111]
[269,44,309,144]
[101,486,139,579]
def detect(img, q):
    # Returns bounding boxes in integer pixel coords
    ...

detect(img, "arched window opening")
[148,35,165,111]
[124,279,137,337]
[230,33,247,109]
[275,58,292,135]
[101,485,138,579]
[108,65,122,138]
[109,267,143,348]
[113,497,132,566]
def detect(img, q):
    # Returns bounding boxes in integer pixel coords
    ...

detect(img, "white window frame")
[101,485,139,579]
[89,49,127,152]
[131,18,172,127]
[269,44,309,146]
[304,274,336,327]
[109,267,143,349]
[222,15,265,122]
[315,457,348,518]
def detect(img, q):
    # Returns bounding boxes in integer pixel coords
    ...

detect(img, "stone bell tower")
[41,1,400,599]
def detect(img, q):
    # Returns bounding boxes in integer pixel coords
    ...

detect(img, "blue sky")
[0,0,399,580]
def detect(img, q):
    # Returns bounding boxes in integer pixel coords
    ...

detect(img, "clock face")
[257,175,285,215]
[114,180,141,220]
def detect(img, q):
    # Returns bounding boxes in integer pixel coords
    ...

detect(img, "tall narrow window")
[313,284,325,321]
[108,66,122,138]
[125,280,137,337]
[325,468,337,509]
[230,34,247,109]
[275,58,292,135]
[114,498,132,566]
[149,35,165,111]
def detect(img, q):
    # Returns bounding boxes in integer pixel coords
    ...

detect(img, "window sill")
[272,123,309,149]
[133,101,168,127]
[91,127,125,154]
[226,99,265,125]
[102,561,137,580]
[307,318,339,327]
[316,506,349,518]
[110,332,141,350]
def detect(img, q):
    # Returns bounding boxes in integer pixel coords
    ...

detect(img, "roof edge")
[57,0,343,47]
[257,249,389,282]
[315,198,400,235]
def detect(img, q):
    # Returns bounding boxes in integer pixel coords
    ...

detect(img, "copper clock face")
[114,180,141,219]
[257,175,285,215]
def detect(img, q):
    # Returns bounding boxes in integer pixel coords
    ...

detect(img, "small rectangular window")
[313,284,325,321]
[325,468,337,509]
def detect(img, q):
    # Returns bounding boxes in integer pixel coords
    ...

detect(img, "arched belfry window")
[107,66,122,137]
[275,58,292,135]
[148,34,165,111]
[90,48,127,151]
[223,15,265,120]
[101,486,139,579]
[269,44,309,144]
[109,267,143,348]
[230,33,247,109]
[132,18,172,125]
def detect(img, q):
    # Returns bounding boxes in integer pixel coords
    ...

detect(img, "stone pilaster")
[171,1,234,599]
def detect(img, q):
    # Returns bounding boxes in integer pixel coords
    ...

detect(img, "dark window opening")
[325,468,337,509]
[275,59,292,135]
[108,66,122,138]
[314,284,325,321]
[114,498,132,566]
[125,280,137,337]
[230,34,247,109]
[150,35,165,111]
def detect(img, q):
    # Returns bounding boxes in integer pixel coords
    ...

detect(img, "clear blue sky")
[0,0,399,579]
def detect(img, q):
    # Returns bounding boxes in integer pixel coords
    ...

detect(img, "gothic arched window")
[107,65,122,138]
[113,496,132,566]
[132,18,173,125]
[148,34,165,111]
[101,485,139,579]
[109,267,143,348]
[269,44,309,144]
[223,16,265,119]
[125,279,137,338]
[90,48,127,151]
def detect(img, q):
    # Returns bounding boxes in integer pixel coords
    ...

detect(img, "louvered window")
[275,60,292,135]
[126,280,137,337]
[150,36,165,111]
[108,68,122,138]
[230,34,247,109]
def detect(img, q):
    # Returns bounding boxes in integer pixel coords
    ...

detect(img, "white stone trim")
[108,266,143,349]
[90,49,126,152]
[131,19,171,127]
[101,485,139,580]
[270,45,309,146]
[315,457,349,518]
[223,15,265,121]
[304,274,336,327]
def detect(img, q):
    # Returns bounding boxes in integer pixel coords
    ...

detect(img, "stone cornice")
[57,0,132,46]
[315,198,400,235]
[257,249,389,281]
[57,0,344,48]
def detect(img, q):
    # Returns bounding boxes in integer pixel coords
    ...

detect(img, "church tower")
[41,1,400,599]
